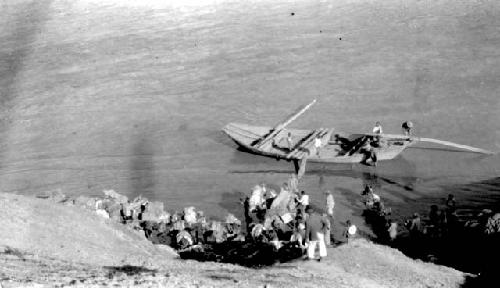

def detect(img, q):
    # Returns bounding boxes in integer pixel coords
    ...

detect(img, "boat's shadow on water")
[228,149,430,192]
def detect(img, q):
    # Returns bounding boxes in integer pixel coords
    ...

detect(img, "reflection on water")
[229,152,421,191]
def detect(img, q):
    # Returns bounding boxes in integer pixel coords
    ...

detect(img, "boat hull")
[223,123,414,164]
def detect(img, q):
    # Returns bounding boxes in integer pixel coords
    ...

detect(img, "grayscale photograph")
[0,0,498,287]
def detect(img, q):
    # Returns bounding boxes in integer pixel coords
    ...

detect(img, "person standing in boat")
[314,135,322,157]
[402,121,413,136]
[372,122,383,147]
[373,121,383,134]
[360,140,378,166]
[286,132,294,151]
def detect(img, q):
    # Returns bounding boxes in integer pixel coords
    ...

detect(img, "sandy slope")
[0,192,176,267]
[0,192,466,287]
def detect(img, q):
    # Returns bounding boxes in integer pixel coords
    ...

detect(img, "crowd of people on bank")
[108,175,360,265]
[239,178,360,261]
[66,168,499,268]
[360,183,464,244]
[359,183,500,253]
[47,171,499,270]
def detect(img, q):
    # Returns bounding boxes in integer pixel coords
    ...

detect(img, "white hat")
[348,225,357,235]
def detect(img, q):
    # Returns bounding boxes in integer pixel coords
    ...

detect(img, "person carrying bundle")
[344,220,357,243]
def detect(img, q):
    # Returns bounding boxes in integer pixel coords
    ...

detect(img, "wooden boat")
[223,122,415,163]
[222,100,494,176]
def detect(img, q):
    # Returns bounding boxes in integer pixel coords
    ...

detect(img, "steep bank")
[0,192,467,287]
[0,192,177,267]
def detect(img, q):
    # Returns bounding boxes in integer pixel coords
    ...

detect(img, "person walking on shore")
[387,220,398,242]
[298,190,310,213]
[325,191,335,244]
[408,213,423,239]
[322,213,332,246]
[326,191,335,218]
[344,220,357,243]
[241,196,252,234]
[305,207,329,261]
[289,174,299,194]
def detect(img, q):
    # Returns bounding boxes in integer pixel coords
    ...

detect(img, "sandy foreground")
[0,192,467,288]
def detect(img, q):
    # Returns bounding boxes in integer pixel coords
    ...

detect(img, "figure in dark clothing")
[429,205,440,226]
[428,205,440,237]
[438,209,448,236]
[333,134,351,151]
[255,206,267,223]
[265,196,274,209]
[360,140,377,166]
[402,121,413,136]
[305,207,329,261]
[242,196,252,233]
[445,194,456,212]
[138,204,147,220]
[243,197,250,219]
[447,210,459,235]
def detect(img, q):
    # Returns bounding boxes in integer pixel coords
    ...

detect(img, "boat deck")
[223,122,413,163]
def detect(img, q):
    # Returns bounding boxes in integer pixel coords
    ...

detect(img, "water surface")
[0,0,498,228]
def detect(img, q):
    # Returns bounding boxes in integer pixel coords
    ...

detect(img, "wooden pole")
[417,137,495,155]
[253,99,317,148]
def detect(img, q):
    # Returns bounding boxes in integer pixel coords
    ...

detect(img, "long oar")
[415,137,495,155]
[252,99,317,148]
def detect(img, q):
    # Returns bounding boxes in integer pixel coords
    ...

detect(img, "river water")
[0,0,499,228]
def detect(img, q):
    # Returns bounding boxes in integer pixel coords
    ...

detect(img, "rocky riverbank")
[0,191,470,287]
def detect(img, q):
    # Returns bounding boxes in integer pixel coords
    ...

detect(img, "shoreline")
[0,189,476,287]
